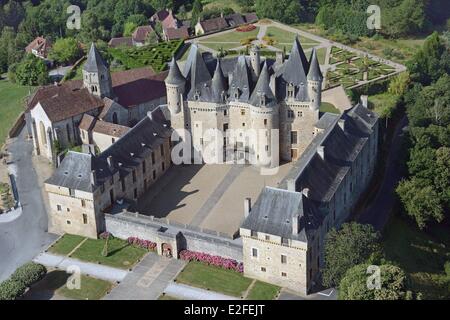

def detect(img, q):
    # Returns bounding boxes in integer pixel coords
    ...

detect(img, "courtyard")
[136,162,293,236]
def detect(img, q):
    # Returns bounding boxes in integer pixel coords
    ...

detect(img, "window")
[134,188,138,199]
[298,111,303,117]
[241,109,246,116]
[224,109,228,116]
[261,267,266,272]
[142,160,146,174]
[264,119,267,126]
[132,169,137,183]
[67,208,70,212]
[251,230,257,238]
[242,122,246,127]
[82,214,88,224]
[151,152,156,165]
[162,162,165,171]
[57,205,62,211]
[265,235,270,241]
[66,220,71,225]
[281,272,287,277]
[281,255,287,264]
[160,144,164,157]
[281,238,289,246]
[121,178,126,192]
[112,138,115,144]
[252,248,258,258]
[153,170,156,180]
[81,200,86,208]
[290,131,298,144]
[287,110,294,119]
[69,188,75,197]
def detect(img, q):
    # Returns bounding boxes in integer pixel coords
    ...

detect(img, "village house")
[25,36,52,60]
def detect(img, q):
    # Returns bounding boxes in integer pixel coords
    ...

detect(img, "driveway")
[0,129,57,281]
[358,116,408,230]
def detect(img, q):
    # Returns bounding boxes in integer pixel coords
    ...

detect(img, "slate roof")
[166,57,186,85]
[46,108,171,192]
[211,58,227,103]
[307,48,323,81]
[84,43,109,73]
[229,55,253,102]
[249,62,276,107]
[241,187,323,242]
[281,104,379,203]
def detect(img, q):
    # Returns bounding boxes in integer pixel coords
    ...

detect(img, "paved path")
[33,252,128,282]
[0,129,57,281]
[164,283,236,300]
[189,165,245,226]
[104,253,185,300]
[358,116,408,230]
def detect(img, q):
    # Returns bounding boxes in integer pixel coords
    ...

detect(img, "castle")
[41,39,379,296]
[165,40,323,164]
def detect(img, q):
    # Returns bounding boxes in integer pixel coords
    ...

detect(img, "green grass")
[320,102,340,114]
[0,78,34,147]
[246,281,280,300]
[201,0,244,13]
[265,26,318,46]
[382,215,450,299]
[176,261,253,297]
[199,27,259,43]
[70,237,147,269]
[316,47,327,65]
[28,270,112,300]
[199,42,244,51]
[48,234,86,256]
[368,92,399,116]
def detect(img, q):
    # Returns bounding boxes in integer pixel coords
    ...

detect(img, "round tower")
[307,49,323,111]
[165,57,186,115]
[249,45,261,77]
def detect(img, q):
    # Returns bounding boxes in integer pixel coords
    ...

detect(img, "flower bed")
[236,24,256,32]
[127,236,157,251]
[179,250,243,273]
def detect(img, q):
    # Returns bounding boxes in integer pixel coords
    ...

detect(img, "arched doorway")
[162,243,172,258]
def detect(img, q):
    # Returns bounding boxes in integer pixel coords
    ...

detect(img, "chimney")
[317,146,325,160]
[302,188,310,198]
[276,51,284,65]
[244,198,251,218]
[338,119,345,131]
[292,215,299,235]
[90,170,96,185]
[107,155,114,170]
[360,95,368,108]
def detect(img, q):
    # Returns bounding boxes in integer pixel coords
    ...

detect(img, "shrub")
[0,279,26,300]
[127,236,157,251]
[10,262,47,287]
[444,261,450,278]
[179,250,244,273]
[240,37,256,46]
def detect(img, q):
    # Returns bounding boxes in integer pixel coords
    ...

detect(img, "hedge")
[0,279,26,300]
[0,262,47,300]
[11,262,47,287]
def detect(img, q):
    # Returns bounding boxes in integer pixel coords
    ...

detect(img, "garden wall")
[105,212,243,261]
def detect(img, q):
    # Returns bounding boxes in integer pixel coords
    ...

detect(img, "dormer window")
[287,83,295,98]
[259,93,266,106]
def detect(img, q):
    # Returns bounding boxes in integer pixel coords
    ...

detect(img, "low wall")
[8,112,25,139]
[105,212,243,261]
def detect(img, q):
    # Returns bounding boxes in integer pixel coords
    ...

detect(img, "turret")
[83,43,113,98]
[165,57,185,114]
[307,48,323,111]
[249,45,261,77]
[211,58,227,103]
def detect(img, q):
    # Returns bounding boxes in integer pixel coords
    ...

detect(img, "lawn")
[70,237,147,269]
[199,27,259,44]
[48,234,86,256]
[320,102,340,114]
[201,0,244,13]
[265,26,318,47]
[367,92,399,117]
[246,281,280,300]
[382,215,450,299]
[316,47,327,65]
[0,78,33,147]
[176,261,253,297]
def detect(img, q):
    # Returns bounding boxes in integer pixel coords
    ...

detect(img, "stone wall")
[105,212,243,261]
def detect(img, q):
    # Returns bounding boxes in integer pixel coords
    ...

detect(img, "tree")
[191,0,203,28]
[49,37,82,65]
[14,54,49,86]
[388,72,411,96]
[322,222,381,287]
[123,21,138,37]
[339,264,415,300]
[255,0,303,24]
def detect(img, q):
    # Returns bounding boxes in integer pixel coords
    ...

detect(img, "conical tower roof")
[84,43,108,73]
[211,58,226,100]
[307,48,323,81]
[280,36,309,86]
[249,61,275,107]
[166,57,185,85]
